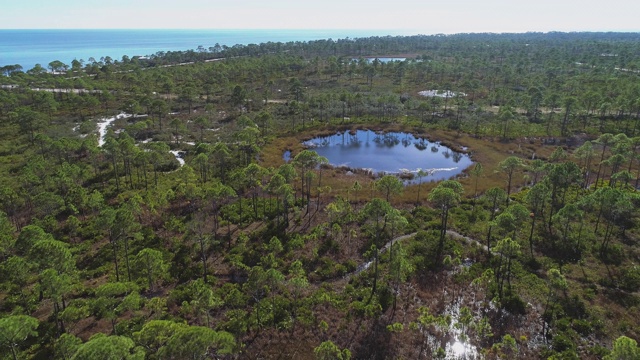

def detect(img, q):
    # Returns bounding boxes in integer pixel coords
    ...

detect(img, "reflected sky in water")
[299,130,473,183]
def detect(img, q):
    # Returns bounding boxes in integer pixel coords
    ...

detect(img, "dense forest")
[1,32,640,359]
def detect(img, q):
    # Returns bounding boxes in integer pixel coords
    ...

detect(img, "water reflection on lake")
[353,57,407,63]
[296,130,473,183]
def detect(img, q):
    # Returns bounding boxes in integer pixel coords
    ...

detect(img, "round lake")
[294,130,473,183]
[352,57,407,63]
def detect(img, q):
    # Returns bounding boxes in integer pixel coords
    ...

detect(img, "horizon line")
[1,28,639,34]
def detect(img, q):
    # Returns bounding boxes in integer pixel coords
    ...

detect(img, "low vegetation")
[1,32,640,359]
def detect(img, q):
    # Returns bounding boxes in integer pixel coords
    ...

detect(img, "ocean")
[0,29,411,70]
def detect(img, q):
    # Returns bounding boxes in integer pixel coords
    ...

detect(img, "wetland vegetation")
[297,129,472,183]
[1,32,640,359]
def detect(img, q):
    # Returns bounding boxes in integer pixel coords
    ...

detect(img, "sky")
[2,0,639,34]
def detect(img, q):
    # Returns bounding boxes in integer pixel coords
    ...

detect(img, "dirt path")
[344,232,417,280]
[446,230,494,254]
[344,229,494,280]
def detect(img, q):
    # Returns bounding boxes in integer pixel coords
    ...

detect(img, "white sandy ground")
[96,113,133,147]
[418,90,467,98]
[169,150,185,166]
[95,113,185,167]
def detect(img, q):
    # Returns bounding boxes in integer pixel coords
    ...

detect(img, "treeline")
[136,32,640,66]
[3,32,640,142]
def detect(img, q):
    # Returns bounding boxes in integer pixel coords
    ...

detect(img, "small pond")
[353,57,407,63]
[290,130,473,183]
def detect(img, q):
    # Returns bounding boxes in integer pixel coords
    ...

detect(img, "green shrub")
[343,259,357,273]
[571,319,592,336]
[552,333,575,353]
[501,291,526,315]
[620,266,640,292]
[601,244,625,265]
[114,315,145,337]
[377,285,393,311]
[587,344,609,358]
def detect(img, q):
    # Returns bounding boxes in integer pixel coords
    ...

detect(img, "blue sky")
[2,0,639,33]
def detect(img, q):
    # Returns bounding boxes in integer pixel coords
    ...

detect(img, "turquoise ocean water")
[0,29,411,70]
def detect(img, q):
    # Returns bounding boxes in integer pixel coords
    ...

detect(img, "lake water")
[299,130,473,183]
[0,29,412,70]
[351,57,407,63]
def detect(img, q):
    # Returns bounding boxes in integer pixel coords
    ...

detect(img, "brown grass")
[261,125,563,206]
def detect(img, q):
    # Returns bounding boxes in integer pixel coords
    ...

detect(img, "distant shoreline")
[0,29,413,70]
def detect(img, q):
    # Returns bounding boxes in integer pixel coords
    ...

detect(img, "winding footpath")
[445,230,493,254]
[345,229,493,280]
[94,113,185,167]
